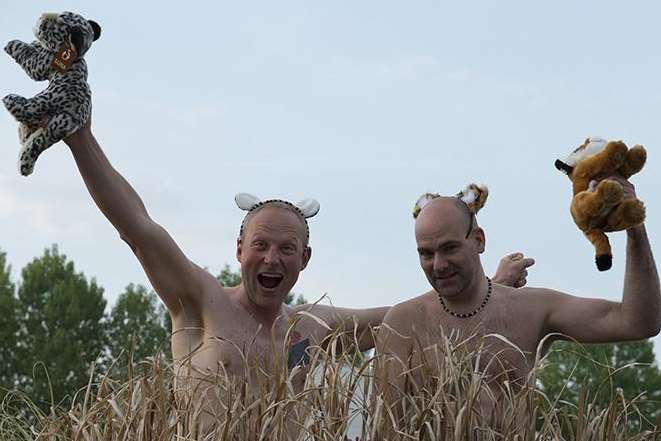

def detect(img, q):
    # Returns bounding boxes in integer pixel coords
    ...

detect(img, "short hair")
[239,200,311,246]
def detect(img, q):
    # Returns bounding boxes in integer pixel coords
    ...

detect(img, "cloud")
[0,173,93,238]
[375,55,442,80]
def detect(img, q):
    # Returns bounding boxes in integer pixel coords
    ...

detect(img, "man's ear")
[301,246,312,271]
[236,238,243,263]
[473,227,486,254]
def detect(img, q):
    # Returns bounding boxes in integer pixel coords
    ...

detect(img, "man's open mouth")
[257,273,284,290]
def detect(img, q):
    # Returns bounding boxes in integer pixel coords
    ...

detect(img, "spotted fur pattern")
[3,12,100,176]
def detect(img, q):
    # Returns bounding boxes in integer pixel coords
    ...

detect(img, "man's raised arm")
[541,178,661,343]
[64,121,212,316]
[541,224,661,343]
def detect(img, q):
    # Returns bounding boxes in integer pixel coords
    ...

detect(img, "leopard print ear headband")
[412,183,489,219]
[235,193,320,242]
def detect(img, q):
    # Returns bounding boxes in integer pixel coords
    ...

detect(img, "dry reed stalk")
[1,328,659,440]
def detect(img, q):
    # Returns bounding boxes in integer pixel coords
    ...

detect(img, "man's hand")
[63,117,92,147]
[493,252,535,288]
[603,174,637,200]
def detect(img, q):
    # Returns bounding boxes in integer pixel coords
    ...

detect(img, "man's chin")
[433,279,461,298]
[256,284,288,304]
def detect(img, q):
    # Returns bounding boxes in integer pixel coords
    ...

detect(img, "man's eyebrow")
[417,240,461,253]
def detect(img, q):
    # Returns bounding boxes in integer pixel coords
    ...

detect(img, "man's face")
[237,206,311,309]
[414,198,485,299]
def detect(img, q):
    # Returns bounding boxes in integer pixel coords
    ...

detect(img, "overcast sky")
[1,1,660,360]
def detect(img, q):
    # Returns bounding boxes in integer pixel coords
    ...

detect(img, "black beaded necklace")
[437,277,492,318]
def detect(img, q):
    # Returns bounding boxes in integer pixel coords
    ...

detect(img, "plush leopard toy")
[3,12,101,176]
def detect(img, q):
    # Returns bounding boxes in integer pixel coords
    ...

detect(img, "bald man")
[375,182,661,428]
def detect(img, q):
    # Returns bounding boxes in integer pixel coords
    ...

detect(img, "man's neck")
[442,270,489,311]
[236,285,288,327]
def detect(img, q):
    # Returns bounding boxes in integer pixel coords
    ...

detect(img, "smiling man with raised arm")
[375,180,661,431]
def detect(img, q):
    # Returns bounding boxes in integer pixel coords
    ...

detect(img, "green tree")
[217,264,242,288]
[0,250,18,396]
[538,340,661,429]
[107,284,170,377]
[15,245,107,410]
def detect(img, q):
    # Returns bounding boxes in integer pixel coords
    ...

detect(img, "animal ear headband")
[235,193,320,242]
[456,183,489,215]
[412,183,489,229]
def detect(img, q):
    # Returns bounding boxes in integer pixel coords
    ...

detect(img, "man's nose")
[263,246,279,264]
[433,253,449,272]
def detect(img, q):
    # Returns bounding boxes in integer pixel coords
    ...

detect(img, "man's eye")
[253,241,267,250]
[282,246,296,254]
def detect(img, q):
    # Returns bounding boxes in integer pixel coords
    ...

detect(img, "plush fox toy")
[555,137,647,271]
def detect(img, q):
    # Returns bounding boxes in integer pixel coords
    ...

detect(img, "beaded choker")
[437,277,492,318]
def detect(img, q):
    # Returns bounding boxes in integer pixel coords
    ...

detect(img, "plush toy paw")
[621,198,646,225]
[606,199,646,231]
[620,145,647,178]
[4,40,22,56]
[596,254,613,271]
[596,179,624,206]
[3,94,26,115]
[18,132,45,176]
[602,141,628,170]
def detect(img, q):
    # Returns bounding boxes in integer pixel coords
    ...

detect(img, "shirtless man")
[375,184,661,430]
[60,120,532,431]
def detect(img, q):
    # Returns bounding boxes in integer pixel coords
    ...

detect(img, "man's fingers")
[521,257,535,268]
[508,252,523,261]
[514,277,527,288]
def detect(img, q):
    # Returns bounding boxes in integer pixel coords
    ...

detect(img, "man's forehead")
[415,198,468,241]
[245,206,306,238]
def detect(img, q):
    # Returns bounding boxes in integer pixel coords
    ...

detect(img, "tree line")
[0,245,305,412]
[0,245,659,424]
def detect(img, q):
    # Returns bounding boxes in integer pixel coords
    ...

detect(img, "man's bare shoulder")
[383,291,436,332]
[493,283,563,313]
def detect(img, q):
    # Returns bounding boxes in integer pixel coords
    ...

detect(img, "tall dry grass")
[1,330,660,440]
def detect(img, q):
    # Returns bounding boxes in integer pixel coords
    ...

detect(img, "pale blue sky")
[1,1,660,360]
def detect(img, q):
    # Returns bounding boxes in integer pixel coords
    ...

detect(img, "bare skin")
[62,119,532,431]
[376,189,661,427]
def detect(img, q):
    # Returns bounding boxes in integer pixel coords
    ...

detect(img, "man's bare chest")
[411,297,545,383]
[172,303,324,383]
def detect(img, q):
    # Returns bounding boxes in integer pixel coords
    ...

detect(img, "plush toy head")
[555,137,647,271]
[34,12,101,57]
[555,136,609,175]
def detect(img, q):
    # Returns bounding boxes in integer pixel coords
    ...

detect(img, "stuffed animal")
[3,12,101,176]
[555,137,646,271]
